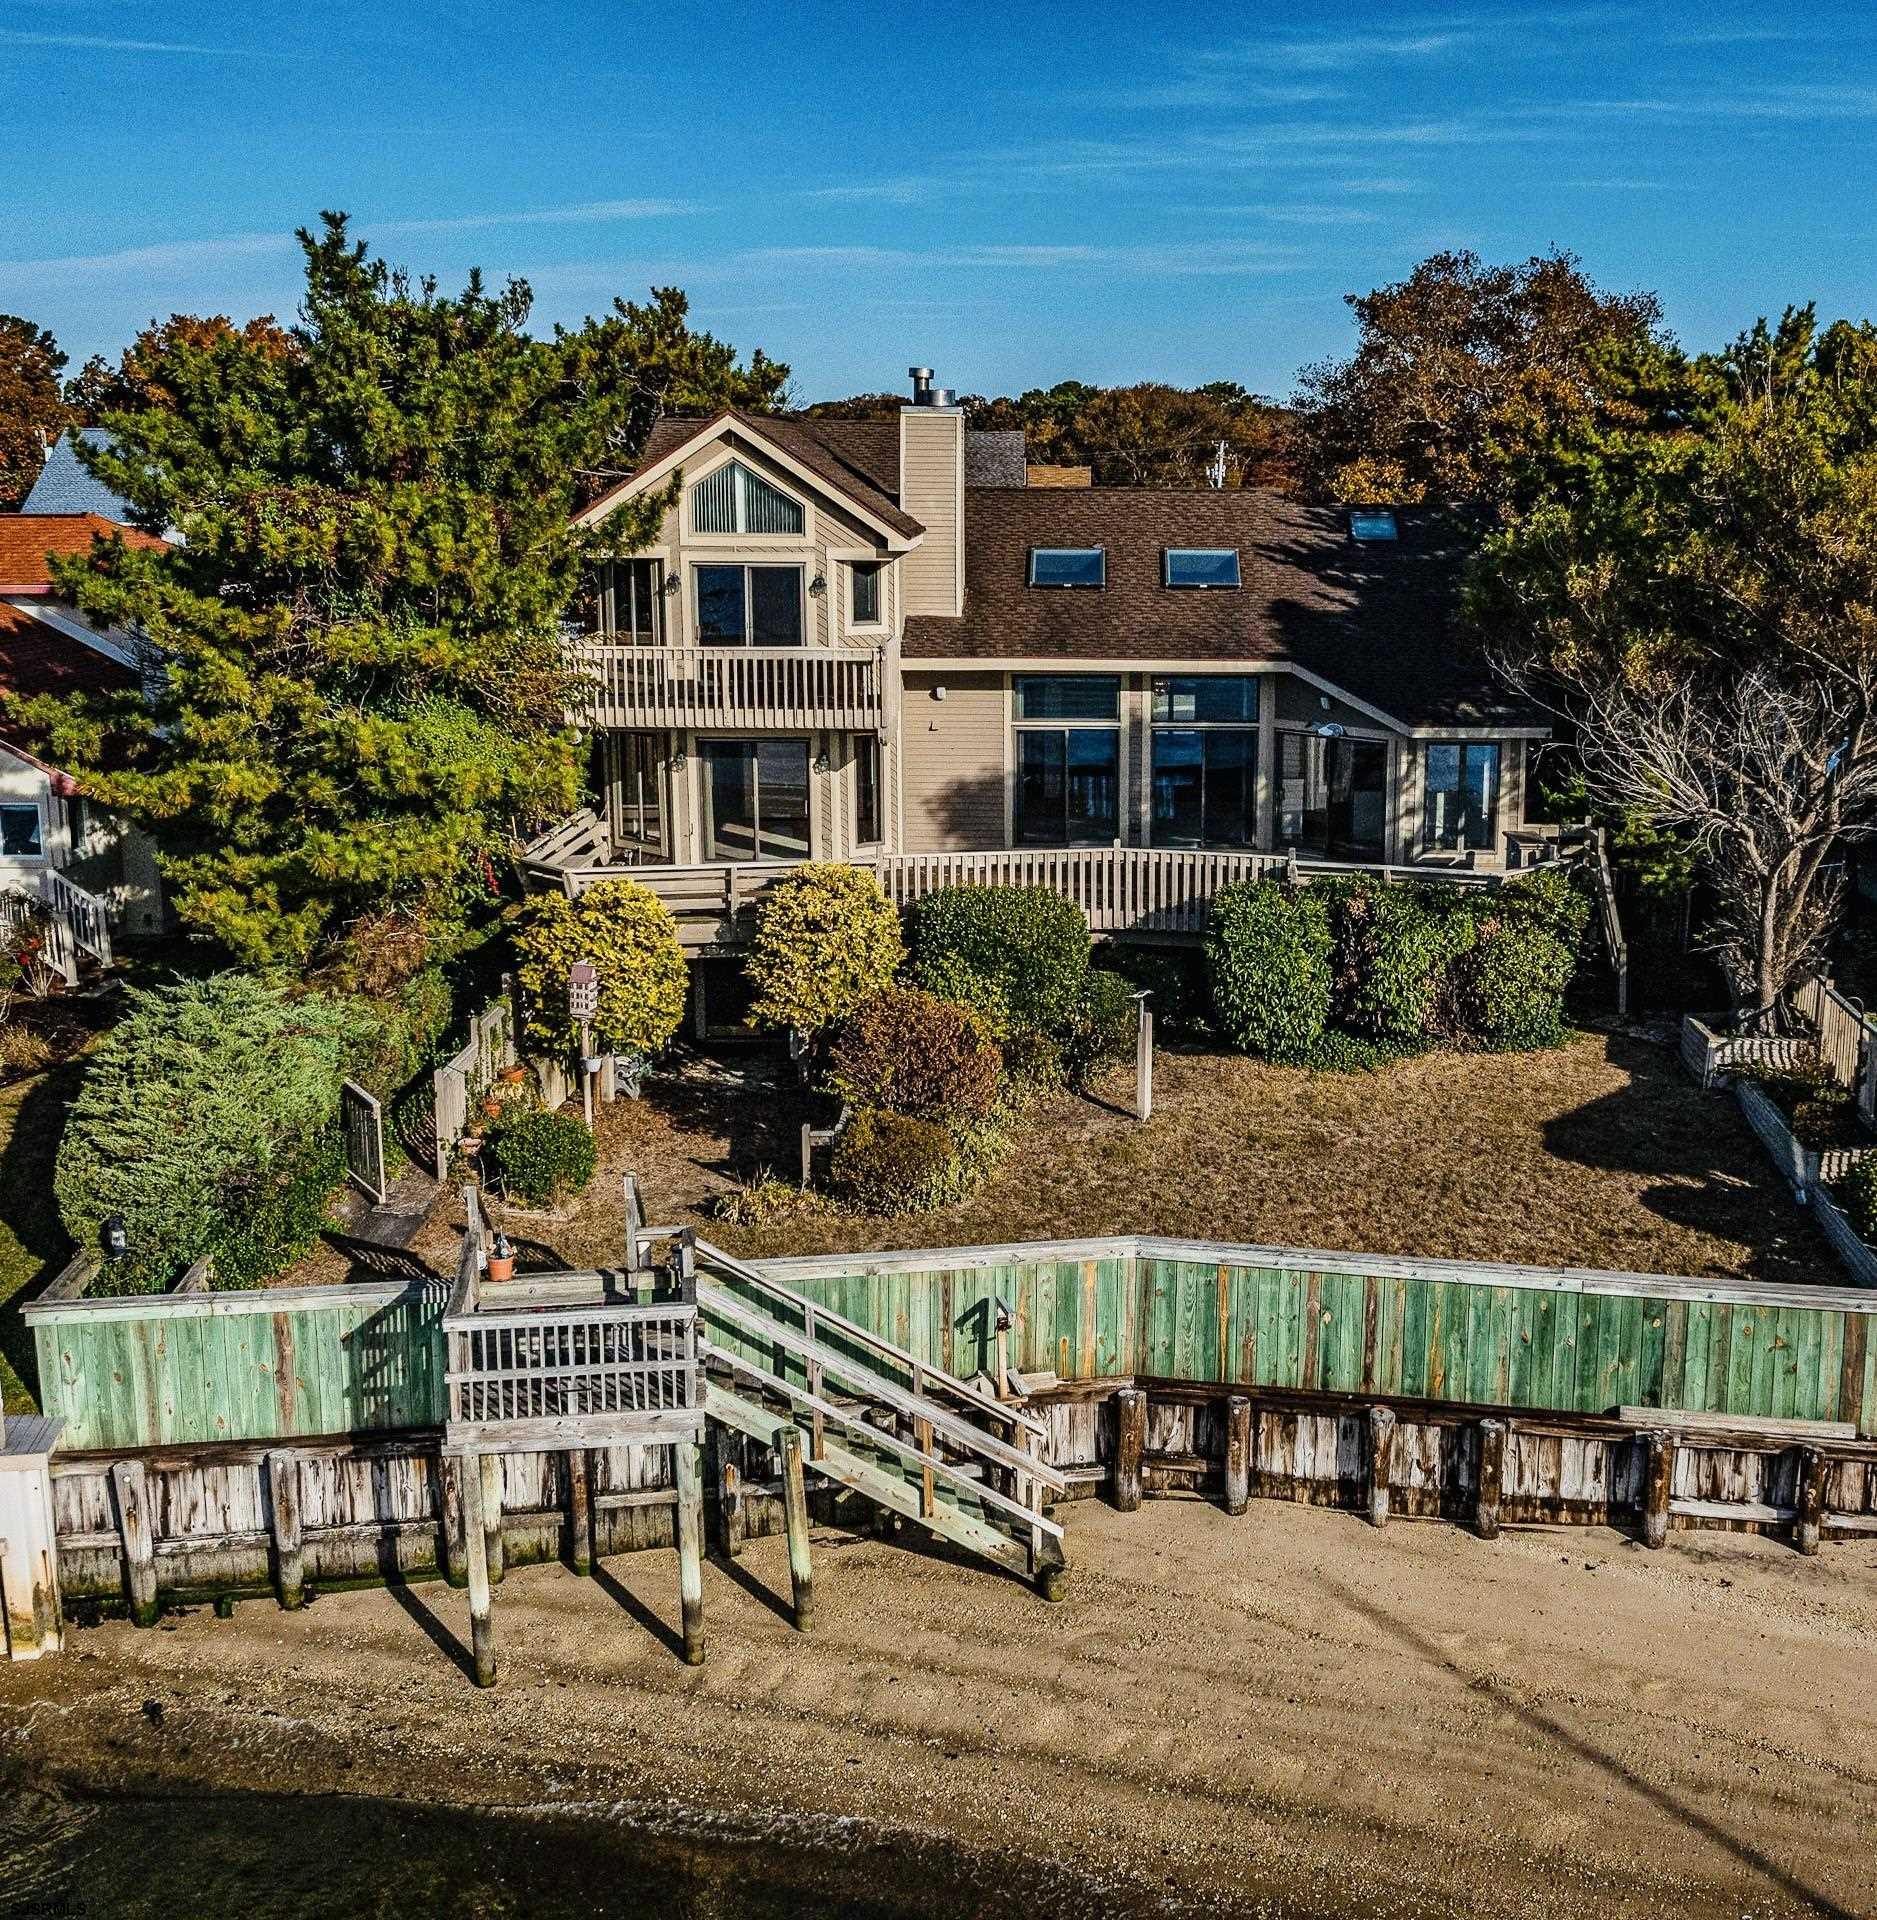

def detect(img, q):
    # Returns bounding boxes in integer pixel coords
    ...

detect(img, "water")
[0,1781,1259,1919]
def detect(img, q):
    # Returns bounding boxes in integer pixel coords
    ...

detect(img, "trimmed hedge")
[745,863,905,1037]
[1450,911,1576,1051]
[1206,880,1335,1063]
[514,877,688,1058]
[487,1108,597,1206]
[209,1131,349,1290]
[56,974,369,1295]
[909,885,1092,1036]
[1061,969,1139,1088]
[826,985,1001,1121]
[827,1108,955,1213]
[1322,879,1474,1047]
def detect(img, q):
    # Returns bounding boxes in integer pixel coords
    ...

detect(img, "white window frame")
[691,563,807,649]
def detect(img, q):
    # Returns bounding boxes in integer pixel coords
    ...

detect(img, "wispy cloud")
[376,200,697,235]
[1337,177,1423,194]
[1530,84,1877,123]
[739,240,1310,277]
[1205,28,1477,72]
[0,28,251,55]
[801,179,934,206]
[1186,203,1382,226]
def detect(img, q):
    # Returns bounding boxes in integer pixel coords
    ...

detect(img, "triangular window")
[690,460,805,535]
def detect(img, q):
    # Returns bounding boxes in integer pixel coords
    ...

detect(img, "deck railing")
[570,643,884,732]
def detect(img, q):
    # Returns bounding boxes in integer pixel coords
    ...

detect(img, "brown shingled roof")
[0,513,165,591]
[0,599,139,768]
[903,489,1531,730]
[627,410,923,540]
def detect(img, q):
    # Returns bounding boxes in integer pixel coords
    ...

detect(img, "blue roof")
[21,429,137,521]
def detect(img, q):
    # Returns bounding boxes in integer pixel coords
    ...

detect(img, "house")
[0,512,167,952]
[530,367,1548,1013]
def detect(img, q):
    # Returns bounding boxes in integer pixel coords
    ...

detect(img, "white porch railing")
[0,869,112,984]
[570,643,884,732]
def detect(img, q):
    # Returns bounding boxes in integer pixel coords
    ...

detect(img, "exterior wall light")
[809,573,827,597]
[813,750,832,774]
[101,1212,129,1262]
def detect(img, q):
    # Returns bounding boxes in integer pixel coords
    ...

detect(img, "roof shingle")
[0,513,166,590]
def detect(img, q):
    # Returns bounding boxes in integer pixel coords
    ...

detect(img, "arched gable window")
[690,460,805,535]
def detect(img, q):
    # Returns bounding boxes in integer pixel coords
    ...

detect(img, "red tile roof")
[0,599,138,769]
[0,513,165,591]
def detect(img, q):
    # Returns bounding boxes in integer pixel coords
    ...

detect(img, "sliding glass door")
[702,739,811,861]
[1278,732,1389,861]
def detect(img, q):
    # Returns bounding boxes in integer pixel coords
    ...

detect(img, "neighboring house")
[0,513,166,941]
[531,368,1551,1018]
[21,428,139,521]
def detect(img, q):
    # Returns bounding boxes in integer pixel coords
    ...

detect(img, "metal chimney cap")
[929,388,955,407]
[908,365,934,381]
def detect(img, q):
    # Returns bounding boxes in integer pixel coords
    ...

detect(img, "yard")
[375,1025,1826,1287]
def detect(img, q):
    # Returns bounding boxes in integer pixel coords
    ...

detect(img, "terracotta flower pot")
[498,1065,528,1086]
[486,1252,516,1282]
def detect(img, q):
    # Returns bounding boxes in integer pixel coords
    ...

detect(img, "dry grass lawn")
[371,1027,1831,1287]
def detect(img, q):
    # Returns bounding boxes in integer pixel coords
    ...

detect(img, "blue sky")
[2,1,1874,402]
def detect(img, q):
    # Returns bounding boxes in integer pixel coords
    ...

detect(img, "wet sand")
[4,1499,1875,1919]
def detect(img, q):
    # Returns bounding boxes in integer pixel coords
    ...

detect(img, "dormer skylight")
[1029,547,1106,588]
[1349,509,1398,543]
[1164,548,1241,589]
[691,460,805,535]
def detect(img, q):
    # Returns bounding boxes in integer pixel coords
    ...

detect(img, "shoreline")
[5,1499,1876,1918]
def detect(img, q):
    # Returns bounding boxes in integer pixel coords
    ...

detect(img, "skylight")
[1349,510,1398,543]
[1163,548,1241,589]
[1028,547,1106,589]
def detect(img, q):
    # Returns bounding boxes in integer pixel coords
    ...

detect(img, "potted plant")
[486,1229,516,1283]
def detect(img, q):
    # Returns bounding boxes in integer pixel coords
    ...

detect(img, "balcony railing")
[570,642,884,732]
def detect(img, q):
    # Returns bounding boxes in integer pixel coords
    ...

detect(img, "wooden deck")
[570,642,885,732]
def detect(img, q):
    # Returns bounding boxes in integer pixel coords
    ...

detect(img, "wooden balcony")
[570,642,885,733]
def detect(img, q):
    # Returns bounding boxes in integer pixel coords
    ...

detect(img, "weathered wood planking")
[28,1236,1877,1455]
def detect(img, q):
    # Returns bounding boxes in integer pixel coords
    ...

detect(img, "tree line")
[2,224,1873,1025]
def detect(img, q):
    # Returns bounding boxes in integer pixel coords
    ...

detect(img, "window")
[703,739,811,861]
[1280,733,1388,860]
[855,737,880,845]
[850,562,883,627]
[1015,675,1120,721]
[1349,509,1398,542]
[1149,677,1258,847]
[690,460,804,535]
[0,805,42,858]
[1163,548,1241,589]
[1014,676,1120,845]
[610,732,665,857]
[606,558,662,644]
[1423,743,1499,852]
[695,565,803,647]
[1027,547,1106,589]
[1151,675,1258,725]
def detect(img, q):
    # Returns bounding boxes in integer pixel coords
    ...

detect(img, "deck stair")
[667,1234,1068,1594]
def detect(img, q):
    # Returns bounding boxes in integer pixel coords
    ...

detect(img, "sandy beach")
[4,1497,1875,1918]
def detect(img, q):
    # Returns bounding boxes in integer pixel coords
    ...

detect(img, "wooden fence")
[431,983,574,1180]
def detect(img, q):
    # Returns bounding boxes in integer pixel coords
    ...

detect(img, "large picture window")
[695,565,803,647]
[1149,676,1257,847]
[1014,676,1120,846]
[703,739,811,861]
[1423,743,1499,852]
[690,460,804,535]
[603,558,662,644]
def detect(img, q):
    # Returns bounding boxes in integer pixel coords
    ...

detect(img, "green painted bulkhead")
[28,1241,1877,1454]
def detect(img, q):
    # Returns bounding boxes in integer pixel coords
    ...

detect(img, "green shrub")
[486,1108,597,1206]
[827,1108,956,1213]
[1498,867,1594,951]
[708,1175,831,1230]
[1061,969,1139,1087]
[1301,1031,1418,1074]
[1837,1157,1877,1242]
[1451,912,1576,1051]
[826,985,1001,1121]
[514,877,688,1059]
[999,1026,1065,1097]
[907,946,1014,1039]
[57,974,368,1295]
[1206,881,1334,1062]
[909,885,1092,1035]
[745,863,905,1036]
[209,1132,348,1290]
[1096,943,1213,1037]
[1323,880,1472,1046]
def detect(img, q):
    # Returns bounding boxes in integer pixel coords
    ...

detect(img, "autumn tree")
[15,215,780,975]
[1293,250,1668,509]
[1477,308,1877,1021]
[0,313,67,507]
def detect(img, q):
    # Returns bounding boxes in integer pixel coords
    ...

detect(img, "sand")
[5,1498,1875,1918]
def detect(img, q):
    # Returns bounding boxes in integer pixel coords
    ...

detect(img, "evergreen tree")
[0,313,67,507]
[16,215,783,974]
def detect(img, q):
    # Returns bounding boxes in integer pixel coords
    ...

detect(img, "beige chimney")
[898,367,964,618]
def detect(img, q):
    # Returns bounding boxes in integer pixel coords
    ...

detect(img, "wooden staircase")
[683,1237,1068,1596]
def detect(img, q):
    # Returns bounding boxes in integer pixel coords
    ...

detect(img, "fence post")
[1222,1396,1252,1516]
[109,1459,159,1626]
[1641,1431,1674,1549]
[1366,1407,1395,1528]
[1795,1447,1825,1557]
[1474,1420,1506,1541]
[1135,995,1154,1123]
[779,1425,813,1631]
[1111,1389,1145,1513]
[265,1450,305,1610]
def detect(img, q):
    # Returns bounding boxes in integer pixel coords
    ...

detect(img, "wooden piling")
[109,1458,158,1626]
[478,1451,504,1585]
[1474,1420,1506,1542]
[1112,1388,1146,1513]
[717,1447,745,1559]
[1366,1406,1395,1529]
[265,1450,305,1609]
[674,1438,706,1666]
[567,1447,593,1575]
[1795,1446,1825,1557]
[459,1450,496,1688]
[439,1454,467,1588]
[1641,1431,1674,1549]
[778,1425,813,1631]
[1222,1395,1252,1516]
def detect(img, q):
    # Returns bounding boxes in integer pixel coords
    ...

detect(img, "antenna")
[1207,439,1228,490]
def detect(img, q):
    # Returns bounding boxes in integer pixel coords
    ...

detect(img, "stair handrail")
[693,1276,1065,1495]
[681,1233,1050,1445]
[705,1336,1063,1544]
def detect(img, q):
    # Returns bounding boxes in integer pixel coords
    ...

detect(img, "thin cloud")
[0,28,252,55]
[1337,177,1423,194]
[376,200,697,235]
[801,179,933,206]
[738,240,1310,277]
[1204,28,1476,71]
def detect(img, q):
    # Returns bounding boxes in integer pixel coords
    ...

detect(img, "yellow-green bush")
[514,878,688,1059]
[745,863,904,1036]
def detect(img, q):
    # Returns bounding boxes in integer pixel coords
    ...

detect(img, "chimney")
[899,366,964,618]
